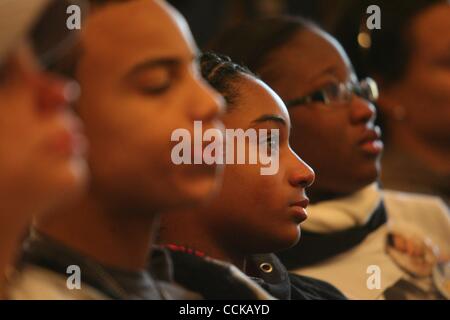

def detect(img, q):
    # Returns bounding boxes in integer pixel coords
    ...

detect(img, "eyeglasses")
[284,77,379,109]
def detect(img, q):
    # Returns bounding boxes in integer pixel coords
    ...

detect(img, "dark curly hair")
[200,52,256,111]
[208,16,313,76]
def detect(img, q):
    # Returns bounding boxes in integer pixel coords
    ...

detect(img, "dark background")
[168,0,359,48]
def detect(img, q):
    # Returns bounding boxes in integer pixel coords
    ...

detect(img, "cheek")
[231,165,285,210]
[291,112,349,164]
[406,63,450,106]
[401,68,450,132]
[83,106,166,185]
[0,98,50,168]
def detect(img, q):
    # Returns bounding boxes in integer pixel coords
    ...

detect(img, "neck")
[0,229,20,298]
[0,202,31,297]
[36,195,158,272]
[159,210,247,271]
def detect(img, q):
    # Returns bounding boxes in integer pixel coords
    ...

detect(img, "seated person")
[332,0,450,206]
[158,52,346,300]
[0,0,88,299]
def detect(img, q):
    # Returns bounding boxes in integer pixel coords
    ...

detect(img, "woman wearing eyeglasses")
[211,16,450,300]
[0,0,88,298]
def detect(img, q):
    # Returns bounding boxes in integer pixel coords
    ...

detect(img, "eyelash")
[141,82,171,95]
[139,66,178,96]
[260,135,280,154]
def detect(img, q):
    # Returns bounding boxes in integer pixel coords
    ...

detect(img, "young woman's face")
[380,3,450,146]
[202,74,315,254]
[0,45,87,216]
[76,0,224,212]
[262,28,382,199]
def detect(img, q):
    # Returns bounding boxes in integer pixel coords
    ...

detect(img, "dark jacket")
[18,230,198,299]
[164,247,274,299]
[166,247,346,300]
[247,254,346,300]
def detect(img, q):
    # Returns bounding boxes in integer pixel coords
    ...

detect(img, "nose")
[349,96,376,126]
[188,75,225,123]
[288,150,315,189]
[32,71,79,115]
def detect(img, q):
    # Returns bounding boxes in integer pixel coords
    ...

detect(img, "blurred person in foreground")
[11,0,273,300]
[0,0,88,299]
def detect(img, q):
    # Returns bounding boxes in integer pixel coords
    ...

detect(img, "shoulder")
[382,190,449,225]
[8,265,108,300]
[383,190,448,214]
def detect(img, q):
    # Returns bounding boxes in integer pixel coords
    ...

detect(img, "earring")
[393,105,406,121]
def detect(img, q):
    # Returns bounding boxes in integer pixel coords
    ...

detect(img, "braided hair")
[200,52,256,111]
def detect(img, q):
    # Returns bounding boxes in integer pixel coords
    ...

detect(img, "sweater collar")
[303,183,382,233]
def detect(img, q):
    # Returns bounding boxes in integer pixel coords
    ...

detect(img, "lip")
[47,122,88,158]
[289,198,309,223]
[49,131,87,158]
[358,126,383,156]
[290,199,310,209]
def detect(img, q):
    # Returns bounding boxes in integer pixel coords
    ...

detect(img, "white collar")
[303,183,382,233]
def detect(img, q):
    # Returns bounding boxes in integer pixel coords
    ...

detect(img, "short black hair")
[200,52,255,110]
[331,0,446,86]
[208,16,313,75]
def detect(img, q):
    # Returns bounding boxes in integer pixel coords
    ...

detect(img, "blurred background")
[169,0,346,48]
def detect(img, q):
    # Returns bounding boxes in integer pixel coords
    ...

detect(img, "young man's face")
[76,0,223,212]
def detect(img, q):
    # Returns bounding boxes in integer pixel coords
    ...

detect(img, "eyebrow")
[308,65,340,84]
[251,114,287,127]
[126,58,180,77]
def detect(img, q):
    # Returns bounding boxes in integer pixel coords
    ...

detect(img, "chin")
[347,159,380,191]
[172,164,222,207]
[266,226,301,253]
[183,176,219,205]
[360,166,380,186]
[284,226,302,249]
[160,174,219,212]
[39,159,88,212]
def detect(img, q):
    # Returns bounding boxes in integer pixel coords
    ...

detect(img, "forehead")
[286,29,350,77]
[265,28,351,93]
[261,28,352,99]
[81,0,195,73]
[412,3,450,57]
[235,75,289,121]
